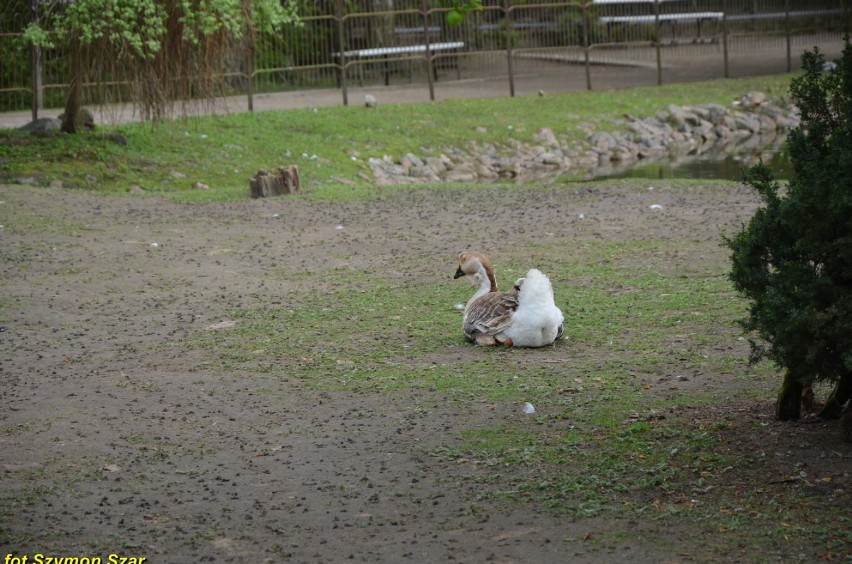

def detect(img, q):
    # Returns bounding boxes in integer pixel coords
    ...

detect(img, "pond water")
[587,143,793,183]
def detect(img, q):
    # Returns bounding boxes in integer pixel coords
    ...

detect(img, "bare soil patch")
[0,182,849,562]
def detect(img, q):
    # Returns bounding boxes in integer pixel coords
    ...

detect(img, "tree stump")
[250,166,300,198]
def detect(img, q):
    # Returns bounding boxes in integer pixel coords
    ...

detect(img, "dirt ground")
[1,35,850,563]
[0,180,849,563]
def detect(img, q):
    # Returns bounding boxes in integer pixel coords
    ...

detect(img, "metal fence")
[1,0,849,119]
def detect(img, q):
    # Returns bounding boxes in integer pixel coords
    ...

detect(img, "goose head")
[454,251,498,292]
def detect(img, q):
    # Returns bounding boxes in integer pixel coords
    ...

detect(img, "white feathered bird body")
[504,268,564,347]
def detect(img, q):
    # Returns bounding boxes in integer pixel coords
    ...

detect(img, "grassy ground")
[2,74,794,201]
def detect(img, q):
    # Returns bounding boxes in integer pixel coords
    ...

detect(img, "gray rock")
[445,163,478,183]
[733,114,761,133]
[610,145,636,163]
[474,163,499,179]
[665,104,687,126]
[424,156,447,175]
[18,118,61,133]
[402,153,423,169]
[533,127,559,148]
[588,131,618,150]
[537,152,564,166]
[704,103,728,124]
[364,90,798,186]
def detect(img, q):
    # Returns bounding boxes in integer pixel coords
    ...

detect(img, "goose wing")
[463,291,519,341]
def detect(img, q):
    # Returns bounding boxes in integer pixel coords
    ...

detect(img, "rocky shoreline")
[368,91,799,185]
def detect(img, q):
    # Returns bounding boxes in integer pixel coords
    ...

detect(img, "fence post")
[423,0,435,101]
[846,0,851,36]
[336,0,349,106]
[245,34,255,112]
[29,0,42,120]
[504,0,515,97]
[722,0,729,78]
[582,2,591,90]
[784,0,791,73]
[653,0,661,85]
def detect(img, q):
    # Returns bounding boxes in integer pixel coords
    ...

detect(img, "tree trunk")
[840,411,852,443]
[816,370,852,419]
[61,42,82,134]
[776,369,803,420]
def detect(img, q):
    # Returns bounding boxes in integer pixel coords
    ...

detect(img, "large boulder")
[18,117,62,133]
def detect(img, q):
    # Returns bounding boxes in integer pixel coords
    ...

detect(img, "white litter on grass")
[335,224,344,230]
[649,204,664,210]
[149,242,160,248]
[523,402,536,415]
[453,303,465,311]
[578,213,585,220]
[272,213,281,219]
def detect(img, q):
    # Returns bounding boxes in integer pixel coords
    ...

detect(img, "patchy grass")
[174,198,848,557]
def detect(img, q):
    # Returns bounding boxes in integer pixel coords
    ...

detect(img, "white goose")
[454,251,564,347]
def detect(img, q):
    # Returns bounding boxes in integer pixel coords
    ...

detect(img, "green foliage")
[444,0,482,26]
[727,38,852,386]
[23,0,299,52]
[19,0,302,124]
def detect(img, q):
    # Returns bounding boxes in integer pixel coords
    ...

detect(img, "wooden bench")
[598,12,724,41]
[726,9,843,23]
[334,42,465,86]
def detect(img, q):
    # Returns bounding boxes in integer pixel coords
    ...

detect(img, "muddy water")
[588,140,792,182]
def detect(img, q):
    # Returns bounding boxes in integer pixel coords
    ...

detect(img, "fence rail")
[1,0,848,120]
